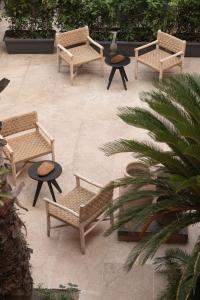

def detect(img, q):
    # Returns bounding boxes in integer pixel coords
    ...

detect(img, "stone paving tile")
[0,19,199,299]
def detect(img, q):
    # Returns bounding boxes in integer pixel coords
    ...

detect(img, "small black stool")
[105,55,131,90]
[28,160,62,207]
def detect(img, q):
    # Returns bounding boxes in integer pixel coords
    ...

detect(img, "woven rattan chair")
[134,30,186,80]
[0,111,55,185]
[57,26,104,85]
[43,174,114,254]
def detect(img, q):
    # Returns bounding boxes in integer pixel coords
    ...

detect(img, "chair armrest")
[134,40,158,52]
[87,36,104,50]
[36,122,54,143]
[57,44,73,59]
[73,173,103,188]
[4,143,14,156]
[43,197,79,217]
[160,51,184,63]
[0,134,14,156]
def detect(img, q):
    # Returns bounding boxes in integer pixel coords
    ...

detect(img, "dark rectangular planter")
[99,41,200,57]
[3,289,79,300]
[4,30,55,54]
[186,42,200,57]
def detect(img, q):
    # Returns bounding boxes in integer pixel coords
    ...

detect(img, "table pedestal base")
[33,179,62,207]
[107,66,128,90]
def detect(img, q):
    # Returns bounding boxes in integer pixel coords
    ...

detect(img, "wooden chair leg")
[159,69,163,81]
[79,225,85,254]
[135,59,138,80]
[51,142,55,161]
[100,57,104,76]
[110,211,114,227]
[47,213,50,237]
[57,53,61,72]
[70,64,74,85]
[180,63,183,73]
[11,160,17,186]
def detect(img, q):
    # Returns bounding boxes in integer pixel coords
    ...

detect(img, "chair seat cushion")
[4,131,51,163]
[49,187,95,227]
[138,48,181,71]
[60,45,101,65]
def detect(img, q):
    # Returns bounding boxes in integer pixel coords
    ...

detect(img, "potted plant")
[3,0,56,54]
[5,283,80,300]
[102,74,200,297]
[37,283,80,300]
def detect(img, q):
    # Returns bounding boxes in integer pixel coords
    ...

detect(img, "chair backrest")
[1,111,37,137]
[79,187,113,223]
[57,26,89,48]
[157,30,186,54]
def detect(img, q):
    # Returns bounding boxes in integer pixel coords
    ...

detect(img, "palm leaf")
[102,139,190,176]
[184,145,200,162]
[124,213,200,271]
[144,90,191,128]
[159,75,200,123]
[155,248,190,300]
[177,236,200,300]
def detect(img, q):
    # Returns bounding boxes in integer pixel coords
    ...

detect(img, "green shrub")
[38,283,80,300]
[115,0,168,41]
[175,0,200,42]
[4,0,56,38]
[55,0,169,41]
[56,0,113,40]
[3,0,200,41]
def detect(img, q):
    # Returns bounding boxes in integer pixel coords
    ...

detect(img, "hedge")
[3,0,200,41]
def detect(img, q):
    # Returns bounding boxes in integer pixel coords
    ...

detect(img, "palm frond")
[155,248,190,300]
[102,139,190,176]
[144,90,192,128]
[159,75,200,123]
[124,212,200,271]
[184,145,200,162]
[177,236,200,300]
[154,248,190,272]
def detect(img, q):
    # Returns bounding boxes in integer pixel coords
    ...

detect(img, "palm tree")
[102,74,200,300]
[0,138,33,298]
[154,247,200,300]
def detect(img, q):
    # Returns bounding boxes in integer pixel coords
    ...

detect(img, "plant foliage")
[102,74,200,299]
[3,0,56,38]
[3,0,200,41]
[154,247,200,300]
[0,166,33,296]
[38,283,80,300]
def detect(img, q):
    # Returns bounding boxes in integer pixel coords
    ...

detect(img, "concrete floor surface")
[0,20,200,299]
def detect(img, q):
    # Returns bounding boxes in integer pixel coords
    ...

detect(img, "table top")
[28,160,62,182]
[105,54,131,67]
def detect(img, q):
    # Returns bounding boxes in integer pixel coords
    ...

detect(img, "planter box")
[186,42,200,57]
[4,30,55,54]
[100,41,200,57]
[3,289,80,300]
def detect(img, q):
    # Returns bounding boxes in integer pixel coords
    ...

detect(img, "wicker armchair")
[57,26,104,85]
[134,30,186,80]
[0,111,55,185]
[43,174,114,254]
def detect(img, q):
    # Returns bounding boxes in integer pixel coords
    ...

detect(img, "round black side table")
[28,160,62,207]
[105,55,131,90]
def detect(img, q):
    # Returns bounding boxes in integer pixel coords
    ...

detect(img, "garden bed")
[4,288,80,300]
[100,41,200,57]
[4,30,55,54]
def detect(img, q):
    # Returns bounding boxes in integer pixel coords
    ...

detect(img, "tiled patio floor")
[0,21,200,299]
